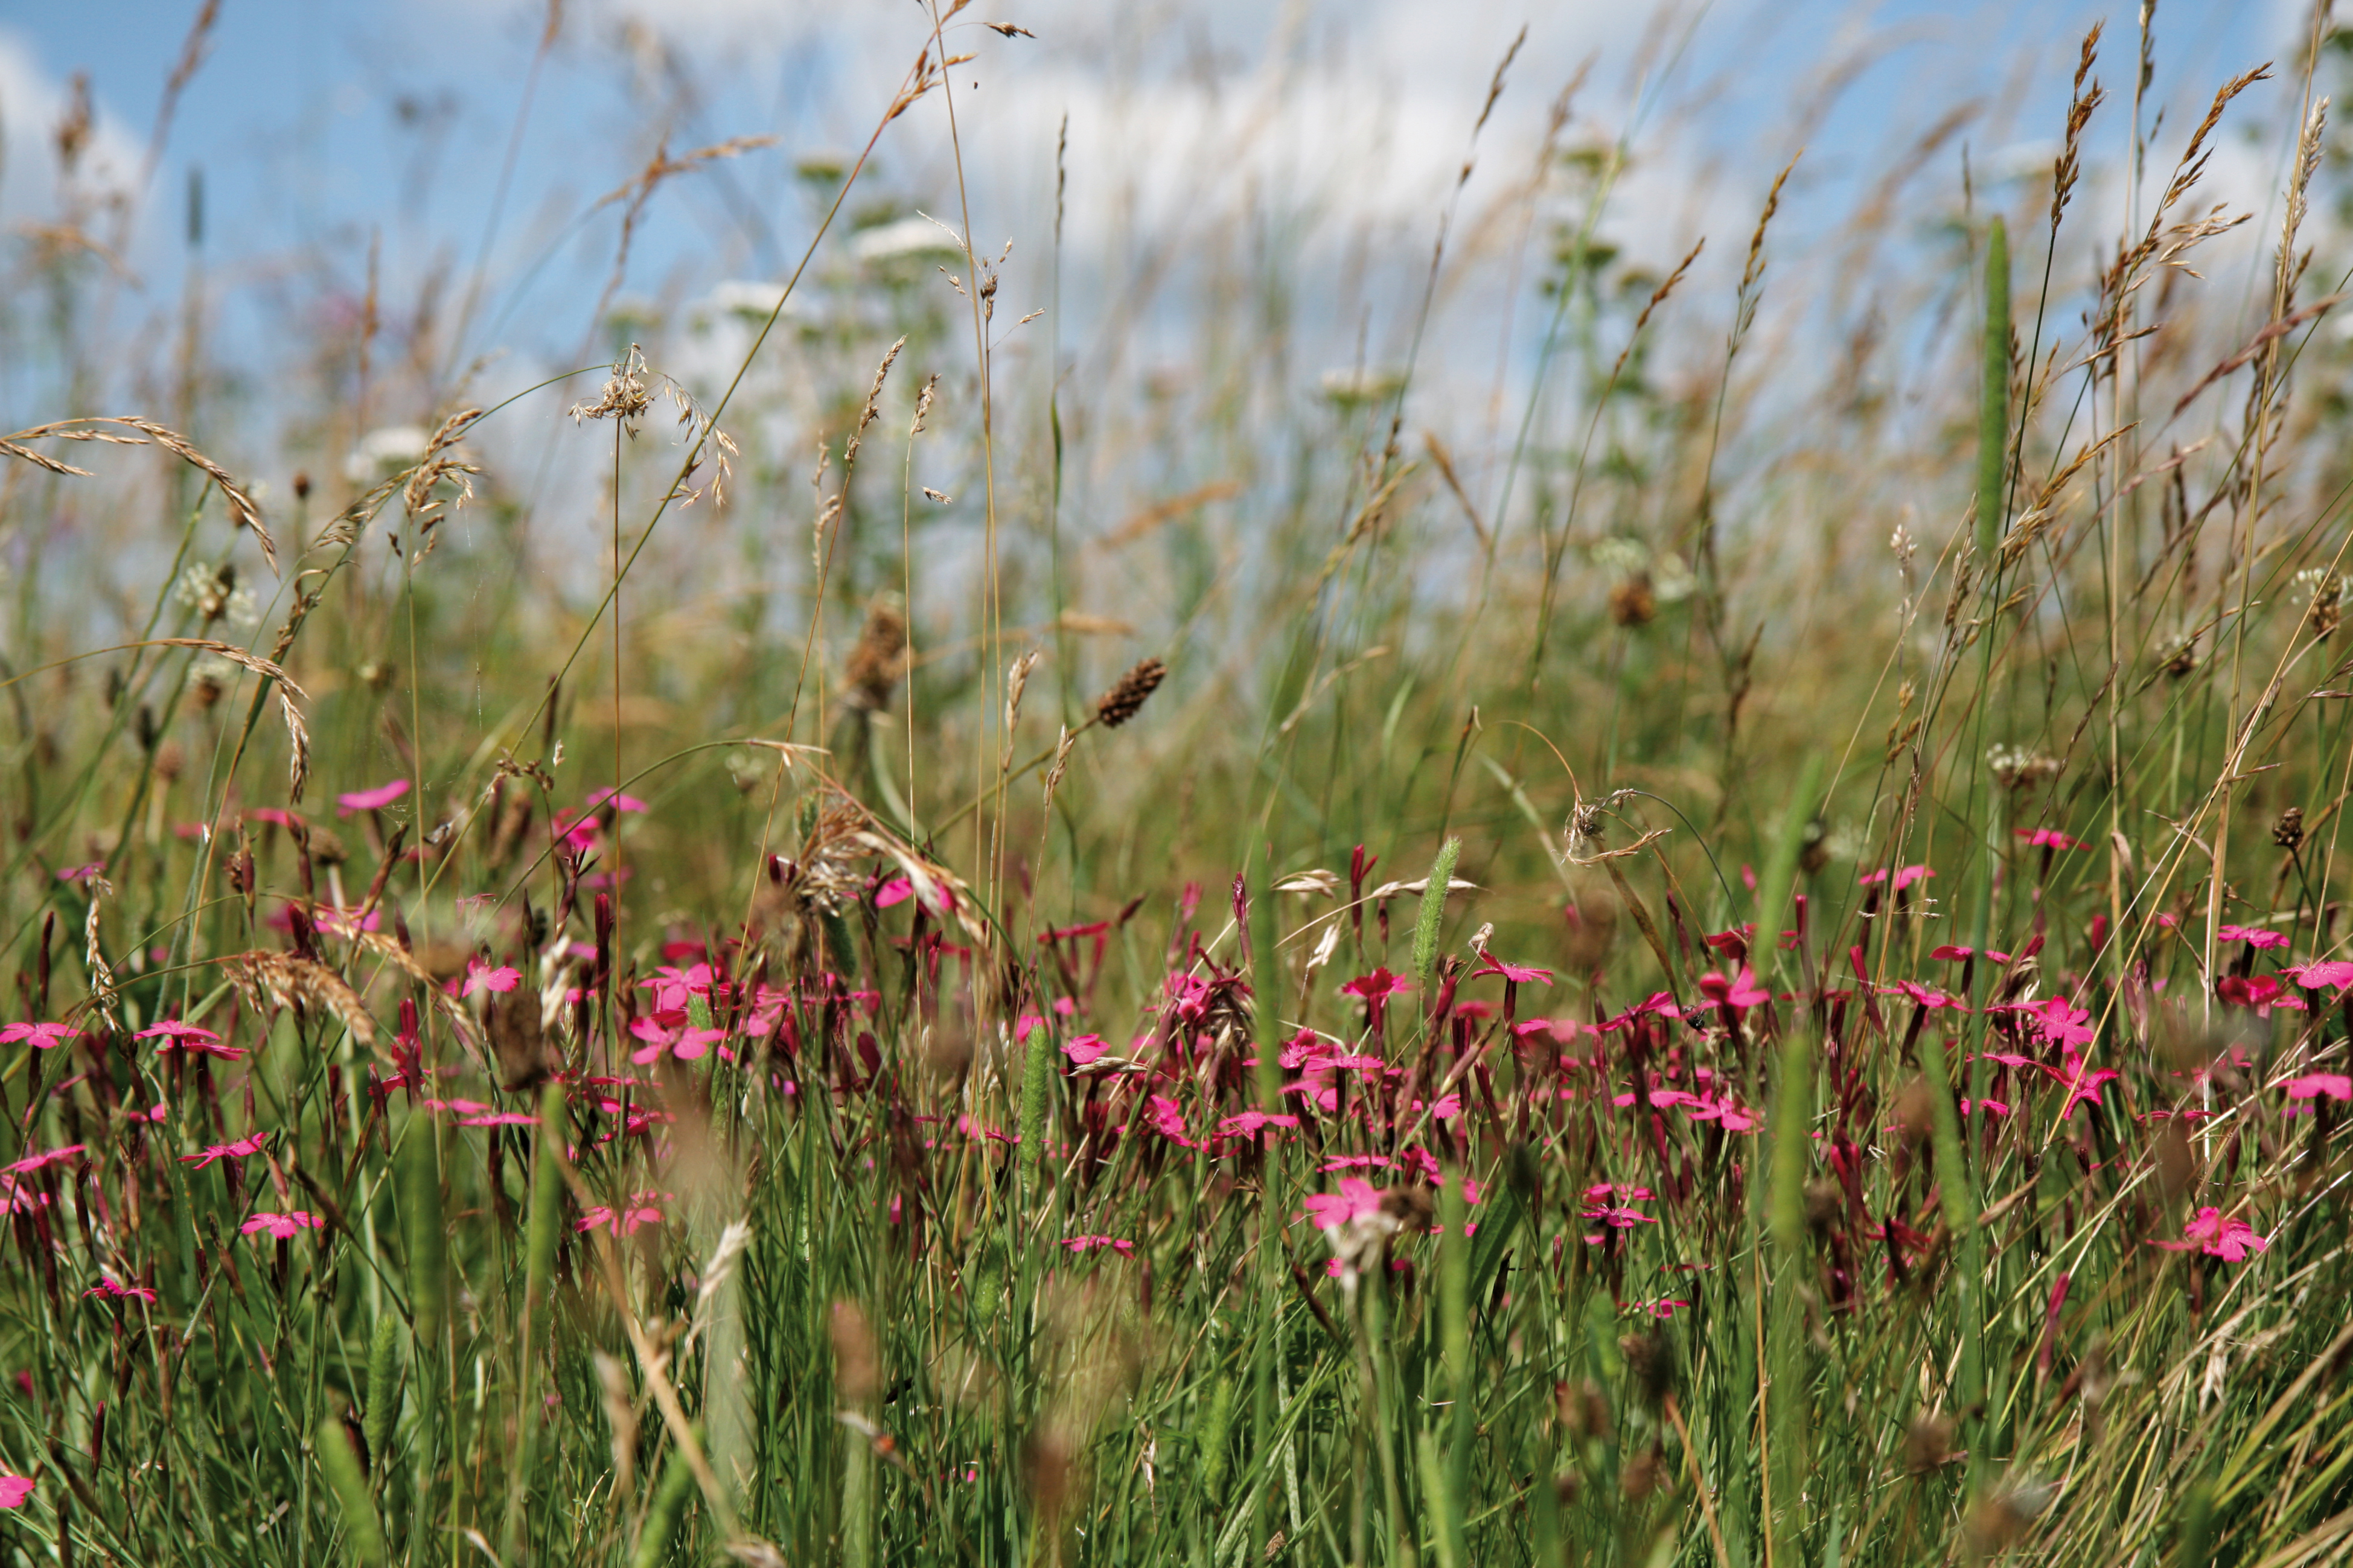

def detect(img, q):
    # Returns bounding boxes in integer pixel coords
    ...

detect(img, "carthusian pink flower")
[1303,1178,1384,1231]
[335,778,410,816]
[1341,967,1413,1002]
[241,1211,324,1241]
[463,958,522,998]
[2150,1207,2267,1262]
[138,1019,245,1060]
[2284,1072,2352,1102]
[1,1022,80,1050]
[0,1476,29,1508]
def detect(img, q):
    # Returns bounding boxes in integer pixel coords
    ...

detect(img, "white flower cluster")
[174,563,258,629]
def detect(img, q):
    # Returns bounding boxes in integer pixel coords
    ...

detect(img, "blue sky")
[0,1,2300,442]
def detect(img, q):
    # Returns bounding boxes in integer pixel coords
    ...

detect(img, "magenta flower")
[138,1019,245,1060]
[1061,1235,1135,1257]
[1215,1109,1301,1139]
[463,958,522,998]
[1,1022,81,1051]
[2285,960,2353,994]
[56,862,106,882]
[1061,1033,1109,1066]
[2022,996,2096,1049]
[1930,944,2013,963]
[1303,1177,1384,1231]
[84,1277,158,1304]
[2218,974,2305,1013]
[1697,966,1770,1011]
[551,811,599,853]
[2048,1051,2121,1119]
[586,787,650,813]
[0,1476,29,1508]
[459,1111,542,1127]
[1143,1094,1193,1146]
[241,1211,324,1241]
[1470,954,1556,986]
[2218,925,2290,951]
[1685,1094,1762,1133]
[2284,1072,2352,1102]
[2151,1207,2268,1262]
[5,1144,83,1175]
[184,1133,271,1170]
[2014,827,2085,850]
[576,1194,666,1236]
[335,778,410,816]
[1859,864,1935,891]
[1341,967,1413,1002]
[1885,980,1963,1010]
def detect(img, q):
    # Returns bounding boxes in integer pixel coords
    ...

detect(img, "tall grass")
[2,4,2352,1564]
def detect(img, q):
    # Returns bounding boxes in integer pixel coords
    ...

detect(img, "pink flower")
[576,1193,667,1236]
[335,778,410,816]
[2023,996,2096,1049]
[0,1476,30,1508]
[464,959,522,998]
[1930,945,2012,963]
[2014,827,2085,850]
[2048,1051,2120,1118]
[5,1144,83,1175]
[1341,967,1413,1002]
[2285,960,2353,993]
[1885,980,1963,1010]
[241,1211,324,1241]
[1684,1094,1762,1133]
[2218,975,2305,1013]
[1061,1033,1109,1066]
[2218,925,2290,951]
[873,876,914,909]
[586,787,650,813]
[1696,966,1770,1011]
[551,812,599,853]
[1859,864,1935,891]
[137,1019,244,1060]
[1143,1095,1193,1146]
[1470,954,1556,986]
[624,1014,731,1066]
[2151,1207,2268,1262]
[1215,1110,1301,1140]
[84,1277,158,1304]
[1579,1200,1658,1232]
[2284,1072,2353,1102]
[56,862,106,882]
[459,1112,542,1127]
[1,1022,80,1051]
[1303,1177,1384,1231]
[181,1132,269,1168]
[1061,1235,1135,1257]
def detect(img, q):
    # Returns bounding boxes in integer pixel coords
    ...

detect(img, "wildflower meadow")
[1,1,2352,1563]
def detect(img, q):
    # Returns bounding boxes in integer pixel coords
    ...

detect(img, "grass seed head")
[1094,657,1166,728]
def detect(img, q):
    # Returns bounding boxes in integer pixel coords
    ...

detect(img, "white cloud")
[0,29,145,233]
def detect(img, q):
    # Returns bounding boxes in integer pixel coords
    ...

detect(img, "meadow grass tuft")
[2,5,2353,1564]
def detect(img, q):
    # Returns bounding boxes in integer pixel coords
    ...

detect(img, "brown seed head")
[1094,657,1166,728]
[2273,805,2306,852]
[1608,573,1656,627]
[843,595,910,713]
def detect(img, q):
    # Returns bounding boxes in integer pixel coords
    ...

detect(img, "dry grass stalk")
[230,951,378,1049]
[2051,23,2104,230]
[0,416,275,572]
